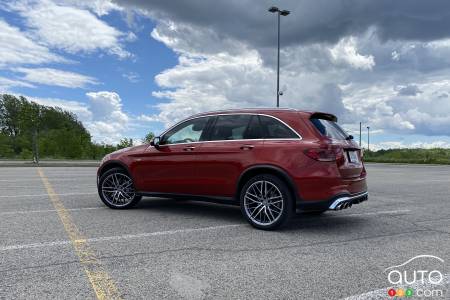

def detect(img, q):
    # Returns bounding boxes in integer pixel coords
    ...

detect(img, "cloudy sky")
[1,0,450,149]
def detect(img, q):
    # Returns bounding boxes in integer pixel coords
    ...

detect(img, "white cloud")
[0,19,65,67]
[14,67,98,88]
[87,91,128,123]
[86,91,130,143]
[396,84,422,96]
[28,96,93,121]
[55,0,122,16]
[144,23,353,128]
[149,50,273,127]
[24,91,133,144]
[137,114,160,122]
[330,37,375,70]
[9,0,132,58]
[122,71,140,83]
[0,77,35,92]
[125,31,137,42]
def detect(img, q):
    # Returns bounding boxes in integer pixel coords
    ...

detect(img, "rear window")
[310,118,348,140]
[259,115,299,139]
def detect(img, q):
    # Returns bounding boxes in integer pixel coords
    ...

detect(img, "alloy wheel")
[243,180,284,226]
[101,172,136,207]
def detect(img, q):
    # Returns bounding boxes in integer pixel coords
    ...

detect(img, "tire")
[98,168,142,209]
[240,174,294,230]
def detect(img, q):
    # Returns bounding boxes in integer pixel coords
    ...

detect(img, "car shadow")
[285,212,369,233]
[135,197,244,223]
[134,197,369,233]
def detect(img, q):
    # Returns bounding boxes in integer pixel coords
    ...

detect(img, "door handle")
[183,146,195,151]
[240,144,254,150]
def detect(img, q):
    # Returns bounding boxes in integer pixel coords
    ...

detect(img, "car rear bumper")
[297,191,368,211]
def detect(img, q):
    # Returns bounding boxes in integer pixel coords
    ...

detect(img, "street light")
[359,122,362,146]
[268,6,290,108]
[367,126,370,152]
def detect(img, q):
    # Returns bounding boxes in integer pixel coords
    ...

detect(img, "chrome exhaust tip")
[328,191,368,211]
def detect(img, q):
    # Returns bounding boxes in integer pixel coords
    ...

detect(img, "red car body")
[98,109,368,216]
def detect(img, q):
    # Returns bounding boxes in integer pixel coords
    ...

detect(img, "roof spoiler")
[310,112,337,122]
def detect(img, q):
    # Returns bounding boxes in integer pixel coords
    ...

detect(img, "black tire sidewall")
[240,174,294,230]
[98,168,141,209]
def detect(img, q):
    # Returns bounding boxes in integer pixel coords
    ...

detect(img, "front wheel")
[98,168,142,209]
[240,174,294,230]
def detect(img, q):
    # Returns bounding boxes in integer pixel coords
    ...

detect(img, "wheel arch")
[98,160,132,179]
[236,165,300,205]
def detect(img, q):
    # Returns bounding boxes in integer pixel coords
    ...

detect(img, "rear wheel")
[98,168,142,209]
[240,174,294,230]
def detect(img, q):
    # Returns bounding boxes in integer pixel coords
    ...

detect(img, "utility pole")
[367,126,370,152]
[277,11,280,107]
[268,6,290,107]
[359,122,362,146]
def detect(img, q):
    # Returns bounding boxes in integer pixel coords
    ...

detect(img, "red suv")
[97,109,368,229]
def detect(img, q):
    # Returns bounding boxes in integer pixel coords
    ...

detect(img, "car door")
[194,114,265,198]
[133,116,210,195]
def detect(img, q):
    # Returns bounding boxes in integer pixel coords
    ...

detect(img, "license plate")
[347,151,359,163]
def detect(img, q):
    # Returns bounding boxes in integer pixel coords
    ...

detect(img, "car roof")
[190,108,333,119]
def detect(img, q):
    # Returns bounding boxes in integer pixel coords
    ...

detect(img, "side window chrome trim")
[158,113,302,146]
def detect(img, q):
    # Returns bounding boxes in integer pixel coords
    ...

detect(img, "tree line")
[0,94,154,161]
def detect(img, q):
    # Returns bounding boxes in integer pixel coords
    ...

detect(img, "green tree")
[142,131,155,144]
[117,138,133,149]
[0,94,118,160]
[0,94,23,154]
[20,99,42,162]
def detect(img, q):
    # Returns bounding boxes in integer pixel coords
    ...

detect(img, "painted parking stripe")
[0,207,103,216]
[0,185,93,189]
[85,224,242,243]
[37,167,122,300]
[0,223,243,251]
[0,178,94,182]
[0,192,97,198]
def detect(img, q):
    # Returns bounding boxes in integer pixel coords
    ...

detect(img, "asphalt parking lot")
[0,164,449,299]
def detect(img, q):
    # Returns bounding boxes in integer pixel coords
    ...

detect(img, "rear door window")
[209,114,253,141]
[310,118,348,140]
[243,115,263,139]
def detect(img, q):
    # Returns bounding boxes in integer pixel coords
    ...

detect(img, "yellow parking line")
[37,167,122,300]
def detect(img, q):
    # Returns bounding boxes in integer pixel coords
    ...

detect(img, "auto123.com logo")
[384,255,447,298]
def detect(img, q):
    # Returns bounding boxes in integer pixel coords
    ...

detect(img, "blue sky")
[0,2,179,142]
[1,0,450,149]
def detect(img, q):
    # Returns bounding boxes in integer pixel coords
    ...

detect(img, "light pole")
[367,126,370,151]
[268,6,290,107]
[359,122,362,146]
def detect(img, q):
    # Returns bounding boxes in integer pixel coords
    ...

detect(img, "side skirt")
[135,191,239,206]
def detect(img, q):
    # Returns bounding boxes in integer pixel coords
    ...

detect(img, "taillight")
[304,147,342,162]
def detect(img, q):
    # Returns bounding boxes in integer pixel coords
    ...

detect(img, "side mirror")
[150,136,160,148]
